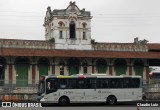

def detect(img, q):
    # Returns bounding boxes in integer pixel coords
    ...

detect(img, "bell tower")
[43,2,92,50]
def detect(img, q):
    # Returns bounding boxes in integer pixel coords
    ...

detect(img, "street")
[0,107,159,110]
[1,101,160,110]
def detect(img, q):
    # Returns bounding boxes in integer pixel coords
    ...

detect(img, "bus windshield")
[46,78,58,94]
[149,72,160,79]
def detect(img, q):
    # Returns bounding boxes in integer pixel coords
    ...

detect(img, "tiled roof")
[148,43,160,50]
[1,48,160,58]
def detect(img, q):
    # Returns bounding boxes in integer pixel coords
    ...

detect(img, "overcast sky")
[0,0,160,43]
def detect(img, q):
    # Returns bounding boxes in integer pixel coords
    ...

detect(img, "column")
[129,65,132,76]
[92,65,95,73]
[52,64,55,74]
[109,65,113,76]
[9,64,13,84]
[146,65,149,82]
[4,65,9,85]
[32,64,36,84]
[91,59,95,74]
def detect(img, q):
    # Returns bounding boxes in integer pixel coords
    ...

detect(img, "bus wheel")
[107,95,117,105]
[142,96,146,101]
[59,96,69,106]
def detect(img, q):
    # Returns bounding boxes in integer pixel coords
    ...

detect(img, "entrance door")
[69,66,78,75]
[67,58,80,75]
[16,64,28,87]
[39,64,48,77]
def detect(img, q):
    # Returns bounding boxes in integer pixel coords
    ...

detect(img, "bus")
[149,71,160,80]
[37,74,142,105]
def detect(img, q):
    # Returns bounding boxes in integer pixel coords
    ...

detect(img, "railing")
[92,43,148,52]
[0,80,38,102]
[143,79,160,100]
[0,39,55,49]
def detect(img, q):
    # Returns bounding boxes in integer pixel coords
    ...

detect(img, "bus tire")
[142,96,146,101]
[107,95,117,105]
[59,96,70,106]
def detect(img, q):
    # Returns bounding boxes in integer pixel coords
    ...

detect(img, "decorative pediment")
[66,1,81,15]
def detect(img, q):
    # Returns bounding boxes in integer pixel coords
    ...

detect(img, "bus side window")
[59,79,67,89]
[77,79,85,89]
[86,79,96,89]
[123,78,132,88]
[67,79,77,89]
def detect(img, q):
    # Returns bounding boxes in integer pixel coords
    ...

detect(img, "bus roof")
[45,74,141,79]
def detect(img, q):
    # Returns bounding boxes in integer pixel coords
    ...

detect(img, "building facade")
[1,2,160,87]
[44,1,92,50]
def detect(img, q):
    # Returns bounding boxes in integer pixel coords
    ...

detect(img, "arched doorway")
[15,57,29,87]
[67,58,80,75]
[134,60,144,77]
[114,59,127,76]
[38,58,49,77]
[0,57,6,86]
[96,59,107,74]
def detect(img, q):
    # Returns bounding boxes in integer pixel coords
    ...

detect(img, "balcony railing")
[92,43,148,52]
[0,39,55,49]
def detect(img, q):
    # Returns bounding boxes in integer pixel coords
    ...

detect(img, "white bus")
[37,74,142,105]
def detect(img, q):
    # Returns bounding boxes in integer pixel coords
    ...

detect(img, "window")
[98,79,109,88]
[69,21,76,39]
[82,22,87,28]
[59,31,63,39]
[58,79,77,89]
[83,32,86,39]
[83,67,87,74]
[131,78,140,88]
[67,79,77,89]
[77,79,85,89]
[59,79,67,89]
[59,65,64,75]
[86,79,96,89]
[151,72,160,79]
[46,78,57,94]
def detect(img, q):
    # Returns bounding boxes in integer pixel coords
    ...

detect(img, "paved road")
[0,107,159,110]
[1,102,160,110]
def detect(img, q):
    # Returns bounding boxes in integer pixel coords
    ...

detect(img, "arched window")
[114,59,127,76]
[67,58,80,75]
[133,60,144,77]
[82,22,87,28]
[70,21,76,39]
[58,21,65,27]
[96,59,107,74]
[38,58,50,78]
